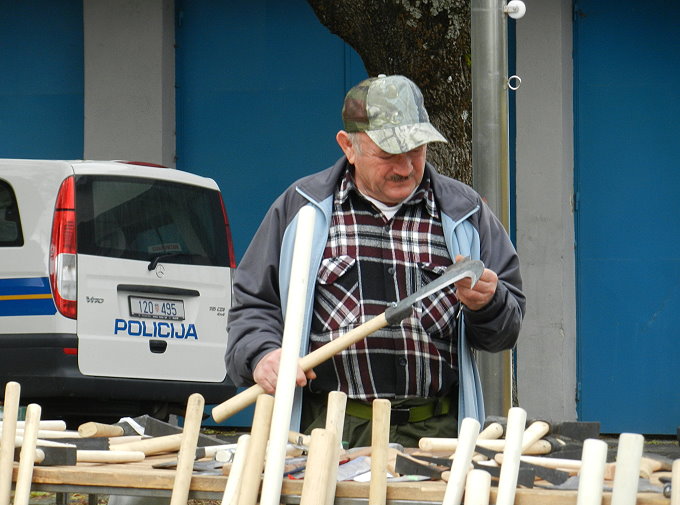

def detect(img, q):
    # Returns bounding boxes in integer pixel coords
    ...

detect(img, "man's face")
[337,131,427,206]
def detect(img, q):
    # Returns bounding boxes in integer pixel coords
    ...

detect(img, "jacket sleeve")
[225,198,289,387]
[463,199,526,352]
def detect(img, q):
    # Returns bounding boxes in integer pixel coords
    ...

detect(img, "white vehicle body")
[0,159,237,422]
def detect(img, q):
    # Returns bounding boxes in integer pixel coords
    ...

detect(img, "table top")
[16,456,670,505]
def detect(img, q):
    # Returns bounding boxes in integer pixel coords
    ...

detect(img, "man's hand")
[454,255,498,311]
[252,348,317,395]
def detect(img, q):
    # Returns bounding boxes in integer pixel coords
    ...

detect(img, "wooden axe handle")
[576,438,608,505]
[170,393,205,505]
[78,422,125,438]
[324,391,347,505]
[442,417,480,505]
[463,468,492,505]
[221,434,250,505]
[0,381,21,505]
[300,428,337,505]
[212,314,388,423]
[369,399,391,505]
[14,403,41,505]
[111,433,183,455]
[237,394,274,505]
[35,449,146,464]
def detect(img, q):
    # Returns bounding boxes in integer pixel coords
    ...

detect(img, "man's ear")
[336,130,356,164]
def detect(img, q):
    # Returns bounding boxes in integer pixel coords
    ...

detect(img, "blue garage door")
[0,0,83,159]
[175,0,366,259]
[574,0,680,434]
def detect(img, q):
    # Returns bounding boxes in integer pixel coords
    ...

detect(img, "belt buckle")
[390,408,410,425]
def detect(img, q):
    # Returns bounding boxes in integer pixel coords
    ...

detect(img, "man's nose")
[391,154,413,175]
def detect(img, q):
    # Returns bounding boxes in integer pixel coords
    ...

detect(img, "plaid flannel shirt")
[308,169,460,401]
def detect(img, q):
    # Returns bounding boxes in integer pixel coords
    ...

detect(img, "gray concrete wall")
[514,0,577,421]
[83,0,175,166]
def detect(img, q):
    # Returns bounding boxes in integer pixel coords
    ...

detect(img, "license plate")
[129,296,185,321]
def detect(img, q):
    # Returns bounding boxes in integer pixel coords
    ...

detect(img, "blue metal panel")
[0,0,83,159]
[574,0,680,433]
[175,0,366,260]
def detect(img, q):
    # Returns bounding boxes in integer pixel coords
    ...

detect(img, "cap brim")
[366,123,448,154]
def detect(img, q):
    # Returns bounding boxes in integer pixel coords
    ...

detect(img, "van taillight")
[219,195,236,269]
[49,176,77,319]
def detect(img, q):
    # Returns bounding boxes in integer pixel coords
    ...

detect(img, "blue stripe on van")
[0,277,57,316]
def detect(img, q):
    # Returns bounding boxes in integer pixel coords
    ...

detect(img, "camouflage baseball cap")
[341,74,447,154]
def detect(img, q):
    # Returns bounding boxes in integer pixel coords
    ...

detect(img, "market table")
[15,456,670,505]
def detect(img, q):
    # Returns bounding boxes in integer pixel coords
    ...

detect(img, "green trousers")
[300,391,458,449]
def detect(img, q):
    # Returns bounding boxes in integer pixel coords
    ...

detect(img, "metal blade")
[384,257,485,325]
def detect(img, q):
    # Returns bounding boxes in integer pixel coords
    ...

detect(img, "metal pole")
[471,0,514,416]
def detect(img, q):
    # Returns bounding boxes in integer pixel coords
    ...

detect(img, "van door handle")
[149,340,168,354]
[118,285,200,297]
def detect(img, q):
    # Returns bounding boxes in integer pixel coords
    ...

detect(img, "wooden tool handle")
[478,422,504,440]
[495,407,527,505]
[324,391,348,505]
[111,433,183,455]
[211,313,388,423]
[521,420,550,453]
[77,450,146,463]
[369,399,391,505]
[237,394,275,505]
[170,393,205,505]
[671,459,680,505]
[442,417,481,505]
[0,381,21,505]
[464,468,492,505]
[611,433,644,505]
[14,403,41,505]
[576,438,608,505]
[300,428,337,505]
[78,421,125,438]
[221,434,251,505]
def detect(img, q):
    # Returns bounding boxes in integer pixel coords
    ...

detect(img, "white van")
[0,159,237,424]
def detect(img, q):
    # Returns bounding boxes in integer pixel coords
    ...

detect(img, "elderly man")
[226,74,525,447]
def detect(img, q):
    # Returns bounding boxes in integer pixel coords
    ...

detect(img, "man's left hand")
[454,255,498,311]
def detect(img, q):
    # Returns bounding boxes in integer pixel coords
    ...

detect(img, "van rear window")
[0,180,23,247]
[75,175,230,267]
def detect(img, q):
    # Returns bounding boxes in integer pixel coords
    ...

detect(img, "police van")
[0,159,237,424]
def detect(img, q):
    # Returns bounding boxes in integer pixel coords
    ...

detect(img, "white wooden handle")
[170,393,205,505]
[520,420,550,453]
[221,434,251,505]
[611,433,644,505]
[442,417,481,505]
[237,394,274,505]
[300,428,337,505]
[111,433,183,455]
[325,391,348,505]
[77,450,146,463]
[495,407,527,505]
[260,206,316,505]
[369,399,391,505]
[671,458,680,505]
[463,468,491,505]
[576,438,608,505]
[0,381,20,505]
[14,403,41,505]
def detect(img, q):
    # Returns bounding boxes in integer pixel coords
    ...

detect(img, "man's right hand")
[252,348,316,394]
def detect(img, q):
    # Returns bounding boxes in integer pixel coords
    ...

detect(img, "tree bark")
[307,0,471,183]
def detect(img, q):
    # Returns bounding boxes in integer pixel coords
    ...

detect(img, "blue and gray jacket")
[226,156,525,430]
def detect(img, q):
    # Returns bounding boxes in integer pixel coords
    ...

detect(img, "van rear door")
[74,172,233,382]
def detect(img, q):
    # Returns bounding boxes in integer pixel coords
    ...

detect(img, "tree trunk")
[306,0,471,184]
